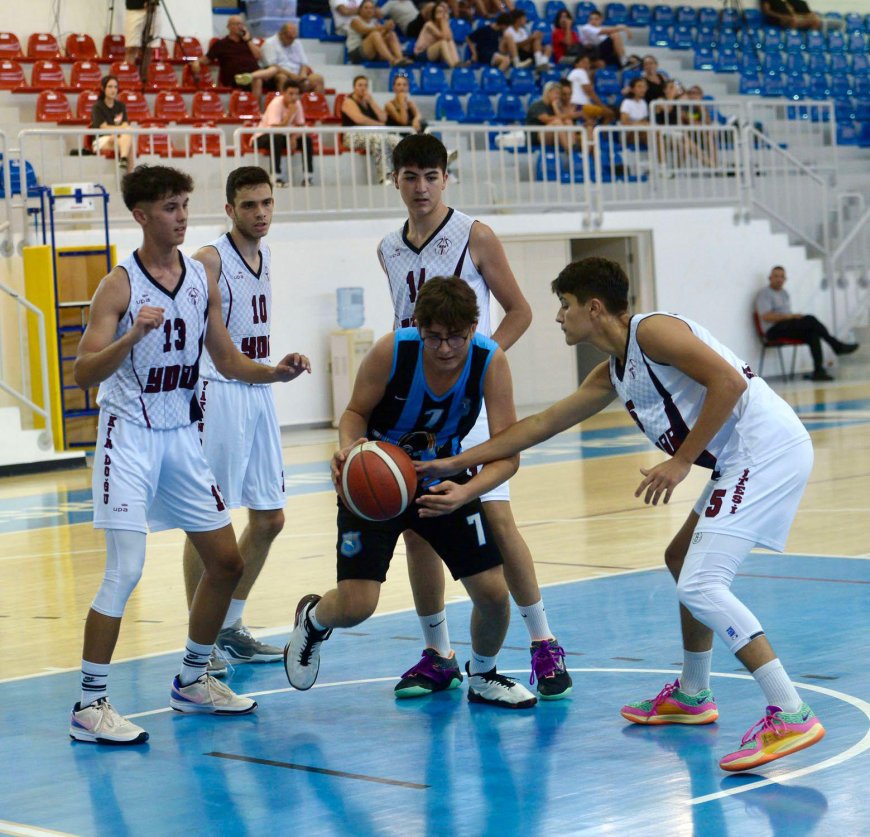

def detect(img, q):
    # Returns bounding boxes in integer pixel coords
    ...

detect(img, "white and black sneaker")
[283,594,332,691]
[70,698,149,745]
[466,662,537,709]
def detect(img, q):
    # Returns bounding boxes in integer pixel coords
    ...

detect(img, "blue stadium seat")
[628,4,651,26]
[785,53,807,75]
[652,5,675,25]
[509,67,537,95]
[451,66,477,94]
[0,154,39,198]
[761,52,786,75]
[760,28,783,53]
[806,53,828,74]
[741,51,760,73]
[545,1,569,24]
[435,91,465,120]
[604,3,629,26]
[694,47,715,71]
[594,67,621,105]
[496,92,526,123]
[783,30,804,55]
[299,15,327,40]
[743,9,762,26]
[449,18,471,44]
[538,68,563,88]
[807,75,830,99]
[575,2,598,24]
[389,66,420,93]
[829,75,853,99]
[834,98,855,121]
[739,71,763,95]
[761,73,785,97]
[323,18,348,42]
[694,26,716,50]
[714,48,739,73]
[532,21,552,46]
[480,66,509,94]
[829,53,850,77]
[420,65,449,94]
[536,150,571,182]
[854,76,870,98]
[785,73,809,100]
[805,31,825,54]
[670,24,694,50]
[847,31,866,55]
[516,0,540,22]
[674,5,696,24]
[720,8,739,27]
[717,28,739,51]
[856,99,870,120]
[649,23,671,47]
[853,53,869,77]
[696,6,718,26]
[843,13,863,31]
[827,31,846,54]
[463,91,497,122]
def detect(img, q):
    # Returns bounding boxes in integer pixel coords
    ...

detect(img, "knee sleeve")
[91,530,147,618]
[676,532,763,653]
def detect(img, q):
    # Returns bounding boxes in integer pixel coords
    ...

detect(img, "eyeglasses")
[421,331,469,350]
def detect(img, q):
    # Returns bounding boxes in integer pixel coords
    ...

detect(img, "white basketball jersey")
[609,313,809,475]
[378,208,492,336]
[200,232,273,384]
[97,251,209,429]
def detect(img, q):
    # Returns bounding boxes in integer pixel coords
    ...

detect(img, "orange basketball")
[340,441,418,521]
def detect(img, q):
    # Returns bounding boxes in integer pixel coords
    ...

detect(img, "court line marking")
[0,822,80,837]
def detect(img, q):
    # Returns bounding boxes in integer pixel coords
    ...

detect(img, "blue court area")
[1,554,867,836]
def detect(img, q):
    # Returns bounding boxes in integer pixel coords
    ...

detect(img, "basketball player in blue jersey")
[284,277,538,708]
[182,167,298,675]
[377,133,573,702]
[70,166,310,745]
[418,257,826,772]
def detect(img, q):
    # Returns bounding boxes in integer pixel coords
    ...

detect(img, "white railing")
[831,207,870,334]
[0,280,53,451]
[0,129,11,256]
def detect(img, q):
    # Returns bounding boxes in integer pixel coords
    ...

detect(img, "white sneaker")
[70,698,149,745]
[466,663,537,708]
[170,674,257,715]
[207,649,228,678]
[283,594,332,691]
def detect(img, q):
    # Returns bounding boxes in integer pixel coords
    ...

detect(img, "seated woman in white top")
[414,2,463,68]
[347,0,413,67]
[619,77,649,147]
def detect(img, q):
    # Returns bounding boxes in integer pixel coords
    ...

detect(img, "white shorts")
[691,438,813,552]
[92,411,232,534]
[460,405,510,503]
[197,379,285,511]
[124,8,163,47]
[93,135,115,152]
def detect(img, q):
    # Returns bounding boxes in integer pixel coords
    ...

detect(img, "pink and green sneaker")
[620,678,719,725]
[719,703,825,772]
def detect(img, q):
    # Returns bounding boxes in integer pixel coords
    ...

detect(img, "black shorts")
[335,493,503,583]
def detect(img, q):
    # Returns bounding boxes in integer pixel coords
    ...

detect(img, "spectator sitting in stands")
[385,72,425,132]
[527,81,580,153]
[381,0,431,41]
[566,55,617,126]
[341,74,403,182]
[446,0,475,23]
[578,11,631,68]
[331,0,368,37]
[474,0,514,18]
[254,80,315,187]
[653,79,715,168]
[682,83,717,165]
[504,9,552,69]
[190,16,266,100]
[347,0,414,66]
[619,77,649,126]
[414,2,466,68]
[641,54,668,103]
[91,74,133,170]
[466,13,513,74]
[756,265,857,381]
[552,9,584,66]
[235,22,325,95]
[761,0,822,30]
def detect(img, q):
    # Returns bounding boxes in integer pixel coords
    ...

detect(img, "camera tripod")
[139,0,192,81]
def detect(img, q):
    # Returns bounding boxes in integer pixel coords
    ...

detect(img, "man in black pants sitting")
[755,265,858,381]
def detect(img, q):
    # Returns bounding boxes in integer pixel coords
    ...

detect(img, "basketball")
[340,441,418,521]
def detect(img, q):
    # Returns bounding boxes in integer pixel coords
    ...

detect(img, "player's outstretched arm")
[74,267,164,389]
[633,315,747,505]
[417,360,617,478]
[203,270,311,384]
[469,221,532,351]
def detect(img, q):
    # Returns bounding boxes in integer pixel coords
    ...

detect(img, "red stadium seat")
[70,60,102,91]
[145,60,178,91]
[102,35,126,61]
[27,33,61,61]
[173,37,204,62]
[0,33,24,60]
[181,62,216,91]
[138,132,174,157]
[65,34,99,61]
[186,128,223,156]
[36,90,73,122]
[753,311,804,379]
[109,60,141,92]
[75,89,99,120]
[119,89,151,123]
[228,90,261,122]
[148,40,170,62]
[190,90,226,122]
[0,59,26,90]
[303,91,335,123]
[29,60,66,91]
[153,91,189,122]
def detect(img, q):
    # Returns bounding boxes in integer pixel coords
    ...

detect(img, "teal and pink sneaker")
[620,678,719,725]
[719,703,825,772]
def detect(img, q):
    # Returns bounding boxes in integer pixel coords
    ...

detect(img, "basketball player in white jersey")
[182,167,296,675]
[418,257,826,773]
[377,134,573,701]
[70,165,310,745]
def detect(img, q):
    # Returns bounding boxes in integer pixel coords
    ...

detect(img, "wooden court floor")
[0,379,868,835]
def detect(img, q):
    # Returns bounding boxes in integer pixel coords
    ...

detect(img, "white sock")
[419,610,451,657]
[179,639,213,686]
[221,599,246,631]
[80,660,110,708]
[308,604,328,632]
[752,658,801,713]
[469,650,498,675]
[534,51,548,66]
[680,649,713,695]
[517,600,552,642]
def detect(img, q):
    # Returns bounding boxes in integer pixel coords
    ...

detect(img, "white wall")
[4,0,213,51]
[96,205,827,427]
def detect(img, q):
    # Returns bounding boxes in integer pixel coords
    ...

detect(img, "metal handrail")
[0,129,12,256]
[0,281,53,452]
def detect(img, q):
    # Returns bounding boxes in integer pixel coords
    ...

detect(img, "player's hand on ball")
[331,437,368,494]
[131,306,165,341]
[414,457,456,479]
[416,481,469,517]
[635,458,691,506]
[275,353,311,382]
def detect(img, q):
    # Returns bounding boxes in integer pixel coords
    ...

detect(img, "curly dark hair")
[121,165,194,210]
[414,276,479,332]
[551,258,629,314]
